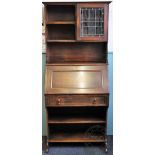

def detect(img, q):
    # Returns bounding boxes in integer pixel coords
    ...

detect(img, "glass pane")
[80,8,104,37]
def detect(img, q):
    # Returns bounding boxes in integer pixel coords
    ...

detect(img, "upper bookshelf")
[44,3,109,42]
[45,5,75,23]
[43,2,109,63]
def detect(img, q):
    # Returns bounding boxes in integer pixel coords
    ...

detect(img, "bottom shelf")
[48,132,105,143]
[48,124,106,143]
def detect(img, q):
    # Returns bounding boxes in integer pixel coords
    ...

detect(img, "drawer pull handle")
[57,98,61,105]
[93,98,97,104]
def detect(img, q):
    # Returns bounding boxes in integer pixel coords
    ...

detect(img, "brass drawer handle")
[93,98,97,104]
[57,98,61,105]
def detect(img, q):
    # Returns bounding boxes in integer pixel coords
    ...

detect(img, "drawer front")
[45,95,109,106]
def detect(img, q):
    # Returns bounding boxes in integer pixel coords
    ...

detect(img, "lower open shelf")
[48,132,105,143]
[47,107,107,124]
[48,124,106,143]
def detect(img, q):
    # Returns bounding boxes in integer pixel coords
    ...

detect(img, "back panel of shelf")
[46,42,107,63]
[46,5,75,22]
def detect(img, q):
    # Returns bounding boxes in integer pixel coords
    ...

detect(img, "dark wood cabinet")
[43,1,111,153]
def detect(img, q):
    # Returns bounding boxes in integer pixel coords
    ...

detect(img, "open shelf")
[48,124,106,143]
[46,42,107,63]
[47,25,75,40]
[47,107,107,124]
[46,5,75,23]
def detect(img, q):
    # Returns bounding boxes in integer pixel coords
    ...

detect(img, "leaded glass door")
[77,3,109,41]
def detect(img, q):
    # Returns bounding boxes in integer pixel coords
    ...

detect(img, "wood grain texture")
[47,25,75,40]
[48,124,106,142]
[48,135,105,143]
[46,21,75,24]
[45,64,109,94]
[46,42,107,63]
[45,95,109,107]
[47,106,107,124]
[48,117,106,124]
[46,5,75,22]
[43,2,110,146]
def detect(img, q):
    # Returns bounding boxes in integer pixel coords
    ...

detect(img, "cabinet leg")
[43,136,49,153]
[104,137,108,153]
[45,141,49,153]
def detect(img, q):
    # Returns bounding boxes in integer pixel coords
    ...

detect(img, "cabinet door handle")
[57,98,61,105]
[93,98,97,104]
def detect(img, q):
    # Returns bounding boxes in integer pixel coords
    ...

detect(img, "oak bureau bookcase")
[43,1,111,153]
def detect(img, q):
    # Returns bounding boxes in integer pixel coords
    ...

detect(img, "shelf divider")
[47,39,76,42]
[46,40,105,43]
[48,117,106,124]
[46,21,75,25]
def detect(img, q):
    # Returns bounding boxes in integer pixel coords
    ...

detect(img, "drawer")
[45,95,109,107]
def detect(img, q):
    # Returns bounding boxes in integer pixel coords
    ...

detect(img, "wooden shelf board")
[46,104,108,107]
[42,2,76,5]
[45,63,109,66]
[47,40,76,42]
[46,21,75,25]
[46,40,105,43]
[48,139,105,143]
[48,117,106,124]
[48,133,105,143]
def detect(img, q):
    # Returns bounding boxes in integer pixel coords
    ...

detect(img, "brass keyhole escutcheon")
[93,98,97,104]
[57,98,61,105]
